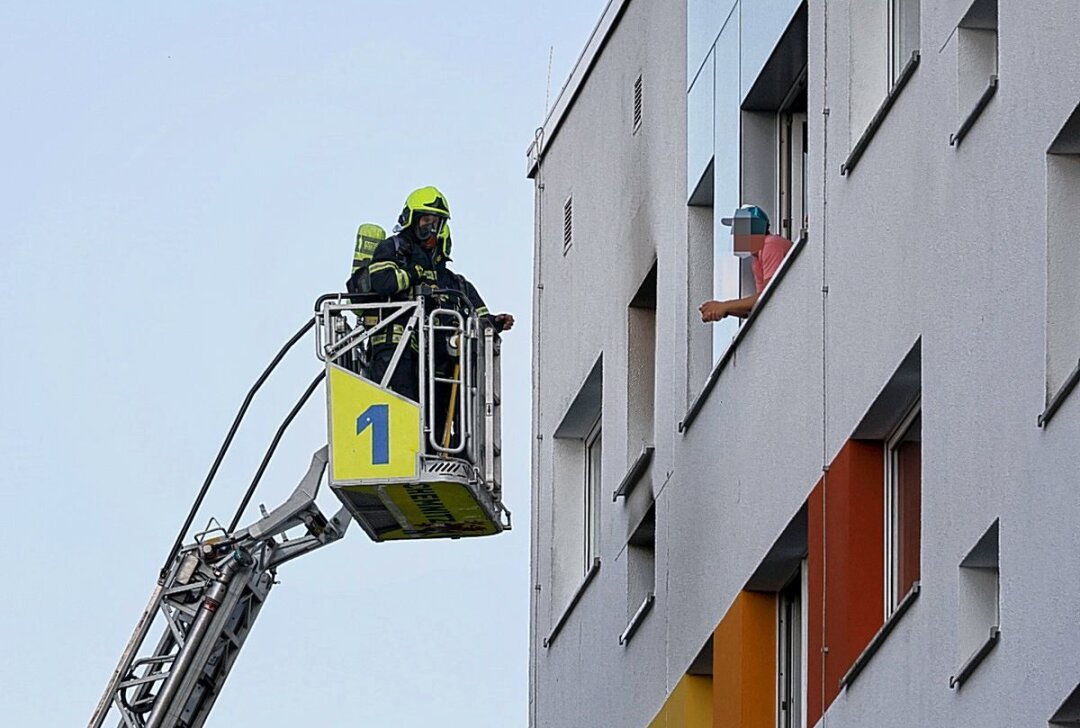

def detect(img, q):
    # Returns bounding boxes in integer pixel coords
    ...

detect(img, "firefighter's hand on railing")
[494,313,514,332]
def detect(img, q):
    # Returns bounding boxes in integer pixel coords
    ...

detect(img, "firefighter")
[366,186,513,408]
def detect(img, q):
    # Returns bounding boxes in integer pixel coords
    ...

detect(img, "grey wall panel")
[739,0,804,100]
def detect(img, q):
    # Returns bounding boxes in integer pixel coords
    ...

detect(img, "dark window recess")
[1051,682,1080,727]
[633,74,643,130]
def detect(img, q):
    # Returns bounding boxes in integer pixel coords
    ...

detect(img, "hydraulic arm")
[88,448,348,728]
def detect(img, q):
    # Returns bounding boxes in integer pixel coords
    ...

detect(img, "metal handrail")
[426,308,468,455]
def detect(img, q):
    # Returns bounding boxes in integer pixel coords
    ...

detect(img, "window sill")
[619,592,655,645]
[949,626,1001,690]
[840,51,921,176]
[543,557,601,648]
[839,582,921,690]
[613,445,654,501]
[679,233,808,433]
[1039,358,1080,428]
[950,76,998,147]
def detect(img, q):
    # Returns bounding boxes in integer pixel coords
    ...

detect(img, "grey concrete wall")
[812,0,1080,725]
[531,0,1080,726]
[529,0,687,725]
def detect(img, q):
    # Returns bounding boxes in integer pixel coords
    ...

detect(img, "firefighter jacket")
[367,230,492,348]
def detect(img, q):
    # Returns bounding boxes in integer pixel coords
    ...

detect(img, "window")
[890,0,920,84]
[622,502,655,643]
[885,401,921,614]
[563,195,573,253]
[778,569,805,728]
[847,0,921,169]
[550,357,602,616]
[633,74,643,132]
[628,264,657,454]
[951,520,1000,688]
[951,0,998,146]
[740,3,808,272]
[583,416,602,573]
[777,79,809,243]
[1044,100,1080,419]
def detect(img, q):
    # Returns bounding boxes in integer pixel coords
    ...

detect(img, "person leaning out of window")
[699,204,792,322]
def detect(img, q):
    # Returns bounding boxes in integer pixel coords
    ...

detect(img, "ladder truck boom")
[89,448,349,728]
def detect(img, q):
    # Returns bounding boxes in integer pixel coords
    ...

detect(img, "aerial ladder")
[89,290,509,728]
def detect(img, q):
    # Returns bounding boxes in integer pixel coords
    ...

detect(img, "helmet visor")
[415,213,447,241]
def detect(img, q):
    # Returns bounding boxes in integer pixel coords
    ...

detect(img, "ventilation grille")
[423,458,472,479]
[563,196,573,252]
[633,74,643,131]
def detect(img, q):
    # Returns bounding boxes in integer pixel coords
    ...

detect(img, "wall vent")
[563,196,573,252]
[633,74,643,132]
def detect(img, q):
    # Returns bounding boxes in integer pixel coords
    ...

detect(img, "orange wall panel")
[712,591,776,728]
[807,440,885,727]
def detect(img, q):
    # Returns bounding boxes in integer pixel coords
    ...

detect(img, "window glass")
[688,49,716,200]
[584,421,602,572]
[888,410,921,610]
[891,0,920,82]
[712,18,741,361]
[688,0,733,83]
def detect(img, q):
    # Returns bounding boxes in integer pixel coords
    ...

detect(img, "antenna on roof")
[544,45,554,122]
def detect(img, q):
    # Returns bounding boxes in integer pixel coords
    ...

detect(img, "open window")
[741,1,809,259]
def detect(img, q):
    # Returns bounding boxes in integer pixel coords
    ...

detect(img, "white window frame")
[777,110,808,242]
[777,567,806,728]
[583,415,602,575]
[888,0,920,85]
[776,73,808,243]
[884,397,921,616]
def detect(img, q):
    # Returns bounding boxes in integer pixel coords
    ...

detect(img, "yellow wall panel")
[649,674,713,728]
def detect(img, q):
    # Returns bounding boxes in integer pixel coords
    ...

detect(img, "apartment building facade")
[528,0,1080,726]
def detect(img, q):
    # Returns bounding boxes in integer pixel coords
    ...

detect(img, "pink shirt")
[752,234,793,293]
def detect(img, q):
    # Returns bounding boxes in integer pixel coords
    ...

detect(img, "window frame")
[777,570,805,728]
[889,0,920,86]
[884,398,922,615]
[583,415,603,575]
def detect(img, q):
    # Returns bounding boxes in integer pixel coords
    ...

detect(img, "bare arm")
[699,291,760,322]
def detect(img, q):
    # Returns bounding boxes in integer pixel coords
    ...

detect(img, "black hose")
[228,370,326,533]
[159,317,316,582]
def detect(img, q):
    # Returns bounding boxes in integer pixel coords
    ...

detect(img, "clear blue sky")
[0,2,603,725]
